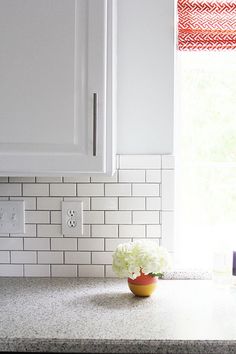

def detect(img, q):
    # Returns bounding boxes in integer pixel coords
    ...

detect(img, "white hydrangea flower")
[112,240,171,279]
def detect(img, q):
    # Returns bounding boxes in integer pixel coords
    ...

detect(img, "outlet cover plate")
[61,201,83,236]
[0,201,25,234]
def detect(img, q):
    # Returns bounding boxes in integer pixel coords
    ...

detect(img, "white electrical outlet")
[0,201,25,234]
[62,201,83,236]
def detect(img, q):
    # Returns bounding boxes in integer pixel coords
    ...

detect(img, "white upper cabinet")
[0,0,116,175]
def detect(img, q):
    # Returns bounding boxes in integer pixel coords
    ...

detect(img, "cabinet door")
[0,0,114,175]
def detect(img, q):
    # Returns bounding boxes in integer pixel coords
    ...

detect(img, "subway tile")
[83,211,104,224]
[10,197,36,210]
[162,155,175,169]
[133,211,160,224]
[146,225,161,238]
[0,238,23,250]
[38,251,63,264]
[118,170,145,183]
[132,184,160,197]
[9,177,35,183]
[11,224,36,238]
[0,184,21,196]
[120,155,161,169]
[146,170,161,183]
[37,224,62,238]
[51,238,77,251]
[51,265,77,277]
[79,225,90,237]
[92,252,113,265]
[161,211,174,251]
[37,197,62,210]
[119,197,145,210]
[78,265,104,277]
[11,251,36,264]
[24,265,50,277]
[23,184,49,196]
[105,211,132,224]
[65,252,91,264]
[50,184,76,197]
[0,177,8,183]
[77,184,104,196]
[50,211,61,224]
[24,238,50,251]
[90,171,117,183]
[78,238,104,251]
[119,225,145,238]
[91,197,118,210]
[63,175,90,183]
[36,177,62,183]
[25,211,50,224]
[0,251,10,263]
[91,225,118,238]
[146,197,161,210]
[0,264,23,276]
[162,170,174,210]
[105,184,131,197]
[105,238,131,251]
[64,197,90,210]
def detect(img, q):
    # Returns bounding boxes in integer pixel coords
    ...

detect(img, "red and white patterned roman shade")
[178,0,236,50]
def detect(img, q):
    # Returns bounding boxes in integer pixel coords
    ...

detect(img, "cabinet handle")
[93,93,98,157]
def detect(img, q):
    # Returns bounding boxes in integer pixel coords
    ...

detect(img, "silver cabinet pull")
[93,93,98,157]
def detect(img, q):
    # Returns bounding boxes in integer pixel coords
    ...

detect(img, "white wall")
[117,0,174,154]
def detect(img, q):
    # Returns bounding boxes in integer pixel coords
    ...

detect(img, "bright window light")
[175,51,236,270]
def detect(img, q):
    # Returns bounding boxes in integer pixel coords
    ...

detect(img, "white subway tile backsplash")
[51,265,77,277]
[120,155,161,169]
[0,251,10,263]
[91,225,118,238]
[105,184,131,197]
[119,170,145,183]
[92,252,113,264]
[78,265,104,277]
[105,238,131,251]
[24,265,50,277]
[65,252,90,264]
[119,225,145,238]
[83,211,104,224]
[146,170,161,183]
[51,238,77,251]
[23,184,49,196]
[0,154,174,277]
[24,238,50,251]
[0,265,23,276]
[132,184,160,197]
[37,197,62,210]
[50,184,76,196]
[37,224,62,238]
[25,211,50,224]
[91,197,118,211]
[133,211,160,224]
[78,238,104,251]
[105,211,132,224]
[11,251,36,264]
[0,184,21,196]
[119,197,145,210]
[0,238,23,250]
[77,184,104,196]
[38,251,63,264]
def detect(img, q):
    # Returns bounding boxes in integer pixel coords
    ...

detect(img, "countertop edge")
[1,338,236,354]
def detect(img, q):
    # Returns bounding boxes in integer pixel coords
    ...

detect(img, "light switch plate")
[61,201,83,236]
[0,201,25,234]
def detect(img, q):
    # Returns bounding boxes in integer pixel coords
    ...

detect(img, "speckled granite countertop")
[1,278,236,353]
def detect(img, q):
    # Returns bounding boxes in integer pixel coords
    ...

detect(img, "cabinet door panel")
[0,0,110,175]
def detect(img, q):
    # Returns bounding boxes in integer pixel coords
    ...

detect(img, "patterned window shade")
[178,0,236,50]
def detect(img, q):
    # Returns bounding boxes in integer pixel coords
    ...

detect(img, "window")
[175,0,236,270]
